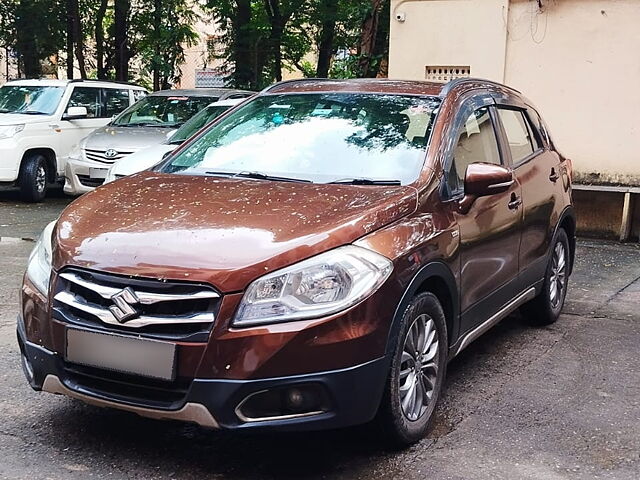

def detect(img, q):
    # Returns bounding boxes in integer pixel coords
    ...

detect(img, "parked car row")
[17,77,575,446]
[0,78,252,201]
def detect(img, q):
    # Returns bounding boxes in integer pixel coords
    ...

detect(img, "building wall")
[389,0,509,81]
[389,0,640,186]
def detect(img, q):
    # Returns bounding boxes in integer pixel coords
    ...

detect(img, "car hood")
[53,172,417,292]
[111,143,176,176]
[0,112,52,125]
[84,125,172,151]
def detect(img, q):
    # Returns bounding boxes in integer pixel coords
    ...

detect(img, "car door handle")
[549,168,559,182]
[508,195,522,210]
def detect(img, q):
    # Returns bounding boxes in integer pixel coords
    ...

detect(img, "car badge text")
[109,287,140,323]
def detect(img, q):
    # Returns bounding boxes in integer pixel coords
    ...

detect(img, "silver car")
[64,88,252,195]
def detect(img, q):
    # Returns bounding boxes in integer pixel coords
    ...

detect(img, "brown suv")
[18,78,574,445]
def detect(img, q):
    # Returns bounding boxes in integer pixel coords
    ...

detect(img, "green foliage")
[132,0,199,88]
[0,0,390,87]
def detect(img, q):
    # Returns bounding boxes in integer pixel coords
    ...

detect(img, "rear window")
[112,95,219,128]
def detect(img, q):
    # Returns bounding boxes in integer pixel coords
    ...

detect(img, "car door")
[493,99,565,288]
[443,94,523,335]
[58,86,110,156]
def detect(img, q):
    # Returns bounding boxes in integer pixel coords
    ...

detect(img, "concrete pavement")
[0,192,639,480]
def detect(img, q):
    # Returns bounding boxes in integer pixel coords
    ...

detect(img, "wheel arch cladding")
[386,261,459,355]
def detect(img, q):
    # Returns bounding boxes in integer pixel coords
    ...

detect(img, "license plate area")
[65,328,176,381]
[89,167,108,179]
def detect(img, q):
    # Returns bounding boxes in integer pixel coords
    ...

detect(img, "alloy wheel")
[549,241,567,309]
[399,313,439,421]
[35,165,46,193]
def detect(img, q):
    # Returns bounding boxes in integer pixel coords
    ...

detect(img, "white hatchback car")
[104,98,246,184]
[0,79,146,201]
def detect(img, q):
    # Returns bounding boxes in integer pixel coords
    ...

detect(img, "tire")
[377,292,448,447]
[521,228,570,326]
[19,153,48,203]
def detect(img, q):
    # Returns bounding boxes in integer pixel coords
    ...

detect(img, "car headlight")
[233,245,393,327]
[0,124,25,139]
[25,221,55,295]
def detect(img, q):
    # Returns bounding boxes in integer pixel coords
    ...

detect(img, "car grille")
[52,267,221,342]
[76,175,105,188]
[84,148,135,164]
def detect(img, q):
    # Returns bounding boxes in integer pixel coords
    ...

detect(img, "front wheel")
[377,292,448,447]
[521,228,570,326]
[19,153,48,202]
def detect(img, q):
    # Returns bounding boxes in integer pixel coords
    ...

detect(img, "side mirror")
[458,163,513,214]
[63,106,88,120]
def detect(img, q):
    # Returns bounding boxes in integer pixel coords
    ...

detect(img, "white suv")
[0,79,146,201]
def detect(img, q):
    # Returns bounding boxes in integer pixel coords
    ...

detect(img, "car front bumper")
[63,157,111,195]
[17,314,389,431]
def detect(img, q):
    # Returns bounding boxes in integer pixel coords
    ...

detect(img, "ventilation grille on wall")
[425,66,471,83]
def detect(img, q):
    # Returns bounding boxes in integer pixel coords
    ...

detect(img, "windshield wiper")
[21,110,49,115]
[329,178,402,186]
[204,170,311,183]
[0,109,12,113]
[168,139,185,145]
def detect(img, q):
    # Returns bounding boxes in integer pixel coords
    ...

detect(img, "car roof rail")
[439,77,521,98]
[68,78,144,88]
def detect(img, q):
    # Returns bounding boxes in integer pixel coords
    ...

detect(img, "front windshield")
[160,93,440,185]
[112,95,219,128]
[0,85,64,115]
[169,104,234,144]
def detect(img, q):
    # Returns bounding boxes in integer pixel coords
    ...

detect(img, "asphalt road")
[1,190,639,480]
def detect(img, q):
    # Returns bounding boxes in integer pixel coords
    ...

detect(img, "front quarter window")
[160,93,440,185]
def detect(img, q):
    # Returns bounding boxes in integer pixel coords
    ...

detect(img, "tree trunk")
[358,0,384,77]
[233,0,254,88]
[95,0,108,79]
[65,0,74,78]
[114,0,129,82]
[70,0,87,79]
[152,0,162,91]
[262,0,288,83]
[316,0,338,77]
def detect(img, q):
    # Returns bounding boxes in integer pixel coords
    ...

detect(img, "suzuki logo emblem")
[109,287,140,323]
[104,149,118,159]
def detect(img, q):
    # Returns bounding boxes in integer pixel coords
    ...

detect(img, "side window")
[446,107,501,195]
[497,109,535,164]
[103,88,130,117]
[132,89,147,102]
[67,87,100,118]
[526,108,549,147]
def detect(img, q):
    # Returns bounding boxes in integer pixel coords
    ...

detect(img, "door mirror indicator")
[63,106,88,120]
[458,163,514,214]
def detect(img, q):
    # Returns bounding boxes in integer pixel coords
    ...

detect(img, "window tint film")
[160,93,441,185]
[497,109,535,163]
[447,107,500,194]
[103,88,130,117]
[67,87,101,118]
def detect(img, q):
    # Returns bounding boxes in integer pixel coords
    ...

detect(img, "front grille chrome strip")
[59,272,220,304]
[54,290,214,328]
